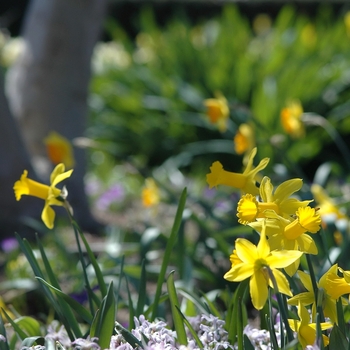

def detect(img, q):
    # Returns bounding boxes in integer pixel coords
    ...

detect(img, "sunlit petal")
[271,269,292,296]
[41,203,55,230]
[274,178,303,201]
[224,263,254,282]
[267,250,303,268]
[250,270,268,310]
[235,238,258,262]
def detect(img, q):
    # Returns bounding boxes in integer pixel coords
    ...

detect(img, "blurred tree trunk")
[6,0,107,233]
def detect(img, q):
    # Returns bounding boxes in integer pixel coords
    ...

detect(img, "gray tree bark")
[5,0,107,234]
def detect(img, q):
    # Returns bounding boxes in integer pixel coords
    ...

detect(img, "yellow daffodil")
[141,178,160,207]
[249,207,321,276]
[311,184,347,221]
[204,95,229,132]
[288,302,332,348]
[326,267,350,300]
[280,100,305,138]
[237,176,312,225]
[234,123,255,156]
[206,147,269,195]
[44,131,75,168]
[224,222,302,310]
[288,265,339,323]
[13,163,73,229]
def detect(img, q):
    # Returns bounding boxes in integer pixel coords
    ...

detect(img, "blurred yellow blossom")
[206,147,269,195]
[345,11,350,37]
[203,95,229,132]
[14,163,73,229]
[142,178,160,207]
[288,302,332,348]
[233,123,255,159]
[300,24,317,48]
[44,131,75,169]
[280,100,305,138]
[311,184,347,221]
[224,221,302,310]
[252,14,272,36]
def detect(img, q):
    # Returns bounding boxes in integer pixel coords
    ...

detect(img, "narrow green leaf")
[36,278,93,324]
[15,317,41,337]
[329,324,348,350]
[336,298,346,335]
[174,306,203,349]
[143,294,169,319]
[2,309,27,340]
[151,188,187,320]
[78,228,108,298]
[21,337,44,347]
[166,272,187,345]
[243,334,255,350]
[0,314,9,350]
[125,276,135,330]
[178,288,210,315]
[136,260,147,317]
[115,322,143,348]
[91,282,115,350]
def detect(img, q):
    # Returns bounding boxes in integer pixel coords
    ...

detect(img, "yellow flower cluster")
[207,147,350,347]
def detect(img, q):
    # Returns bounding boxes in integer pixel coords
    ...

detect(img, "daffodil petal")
[297,234,318,254]
[250,270,268,310]
[259,177,273,203]
[271,269,293,296]
[41,203,55,229]
[235,238,258,263]
[52,169,74,187]
[287,291,314,306]
[224,263,254,282]
[298,270,313,292]
[274,178,303,200]
[257,223,270,258]
[267,250,303,269]
[284,259,300,277]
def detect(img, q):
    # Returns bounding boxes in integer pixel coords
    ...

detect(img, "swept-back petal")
[50,163,65,184]
[274,178,303,201]
[319,264,338,289]
[297,234,318,254]
[280,198,313,215]
[271,269,292,296]
[257,222,270,258]
[267,250,303,269]
[41,203,56,229]
[298,270,313,292]
[235,238,258,262]
[259,177,273,203]
[243,147,257,174]
[250,270,268,310]
[224,263,254,282]
[288,291,314,306]
[284,259,300,277]
[52,169,74,187]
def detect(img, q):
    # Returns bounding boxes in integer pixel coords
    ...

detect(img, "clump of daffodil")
[280,100,305,139]
[44,131,75,169]
[237,176,312,225]
[249,206,321,276]
[288,302,332,348]
[203,94,229,132]
[224,221,303,310]
[288,265,340,323]
[141,178,160,207]
[13,163,73,229]
[206,147,269,196]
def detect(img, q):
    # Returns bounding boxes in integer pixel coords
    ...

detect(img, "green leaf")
[35,278,93,324]
[174,306,203,349]
[329,324,348,350]
[78,228,108,298]
[136,259,147,317]
[166,272,187,345]
[90,282,116,350]
[243,334,255,350]
[151,188,187,320]
[2,309,27,340]
[115,322,143,348]
[21,337,45,347]
[15,317,41,337]
[125,275,135,330]
[0,314,9,350]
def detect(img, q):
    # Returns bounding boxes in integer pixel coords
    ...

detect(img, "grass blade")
[167,271,187,345]
[151,188,187,320]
